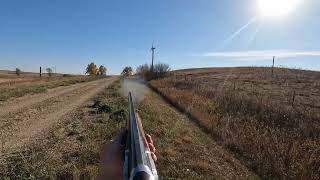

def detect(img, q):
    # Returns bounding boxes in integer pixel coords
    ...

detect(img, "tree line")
[86,62,107,76]
[13,62,169,80]
[15,67,54,77]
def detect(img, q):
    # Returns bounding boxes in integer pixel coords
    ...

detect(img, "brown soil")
[0,77,116,157]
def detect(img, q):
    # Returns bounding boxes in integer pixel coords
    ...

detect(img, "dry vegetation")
[0,76,99,101]
[137,88,257,179]
[150,67,320,179]
[0,78,258,179]
[0,79,127,179]
[0,70,77,85]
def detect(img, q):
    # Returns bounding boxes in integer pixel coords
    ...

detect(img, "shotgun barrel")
[123,92,158,180]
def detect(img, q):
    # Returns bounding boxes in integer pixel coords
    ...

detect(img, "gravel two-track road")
[0,77,116,157]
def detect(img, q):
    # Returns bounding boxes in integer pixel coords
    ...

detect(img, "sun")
[258,0,301,18]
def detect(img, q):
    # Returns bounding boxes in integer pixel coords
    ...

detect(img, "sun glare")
[258,0,301,18]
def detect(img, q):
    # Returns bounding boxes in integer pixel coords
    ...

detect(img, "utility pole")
[151,44,156,73]
[272,56,275,77]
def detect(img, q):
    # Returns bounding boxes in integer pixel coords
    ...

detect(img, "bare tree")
[154,63,170,78]
[136,63,170,80]
[136,64,150,77]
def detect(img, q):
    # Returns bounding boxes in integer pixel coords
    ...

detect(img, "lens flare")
[258,0,301,17]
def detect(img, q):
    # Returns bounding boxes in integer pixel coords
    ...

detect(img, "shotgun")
[123,92,158,180]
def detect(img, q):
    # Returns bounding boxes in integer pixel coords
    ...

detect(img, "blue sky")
[0,0,319,74]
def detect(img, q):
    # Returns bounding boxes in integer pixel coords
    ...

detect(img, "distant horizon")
[1,64,319,76]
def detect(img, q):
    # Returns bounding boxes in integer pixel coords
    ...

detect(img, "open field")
[1,69,318,179]
[0,72,103,102]
[0,69,77,77]
[135,81,257,179]
[173,67,320,111]
[0,70,81,86]
[0,78,259,179]
[150,67,320,179]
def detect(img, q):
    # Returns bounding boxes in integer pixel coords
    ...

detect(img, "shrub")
[136,64,150,77]
[136,63,170,80]
[109,109,127,122]
[98,65,107,76]
[153,63,170,78]
[46,68,53,77]
[15,68,22,76]
[62,74,72,77]
[121,66,133,77]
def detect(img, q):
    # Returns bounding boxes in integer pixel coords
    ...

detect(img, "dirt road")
[0,77,116,157]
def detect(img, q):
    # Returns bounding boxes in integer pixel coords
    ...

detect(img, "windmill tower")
[151,44,156,73]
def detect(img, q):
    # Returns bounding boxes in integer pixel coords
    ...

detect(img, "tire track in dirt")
[0,80,99,130]
[0,80,100,116]
[0,80,101,129]
[0,77,116,156]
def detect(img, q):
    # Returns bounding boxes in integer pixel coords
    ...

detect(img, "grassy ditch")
[0,79,127,179]
[137,90,257,179]
[149,77,320,179]
[0,77,101,101]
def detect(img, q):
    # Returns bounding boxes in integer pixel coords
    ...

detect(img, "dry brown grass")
[0,76,100,101]
[0,78,257,179]
[138,89,257,179]
[0,79,127,179]
[150,67,320,179]
[0,69,85,87]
